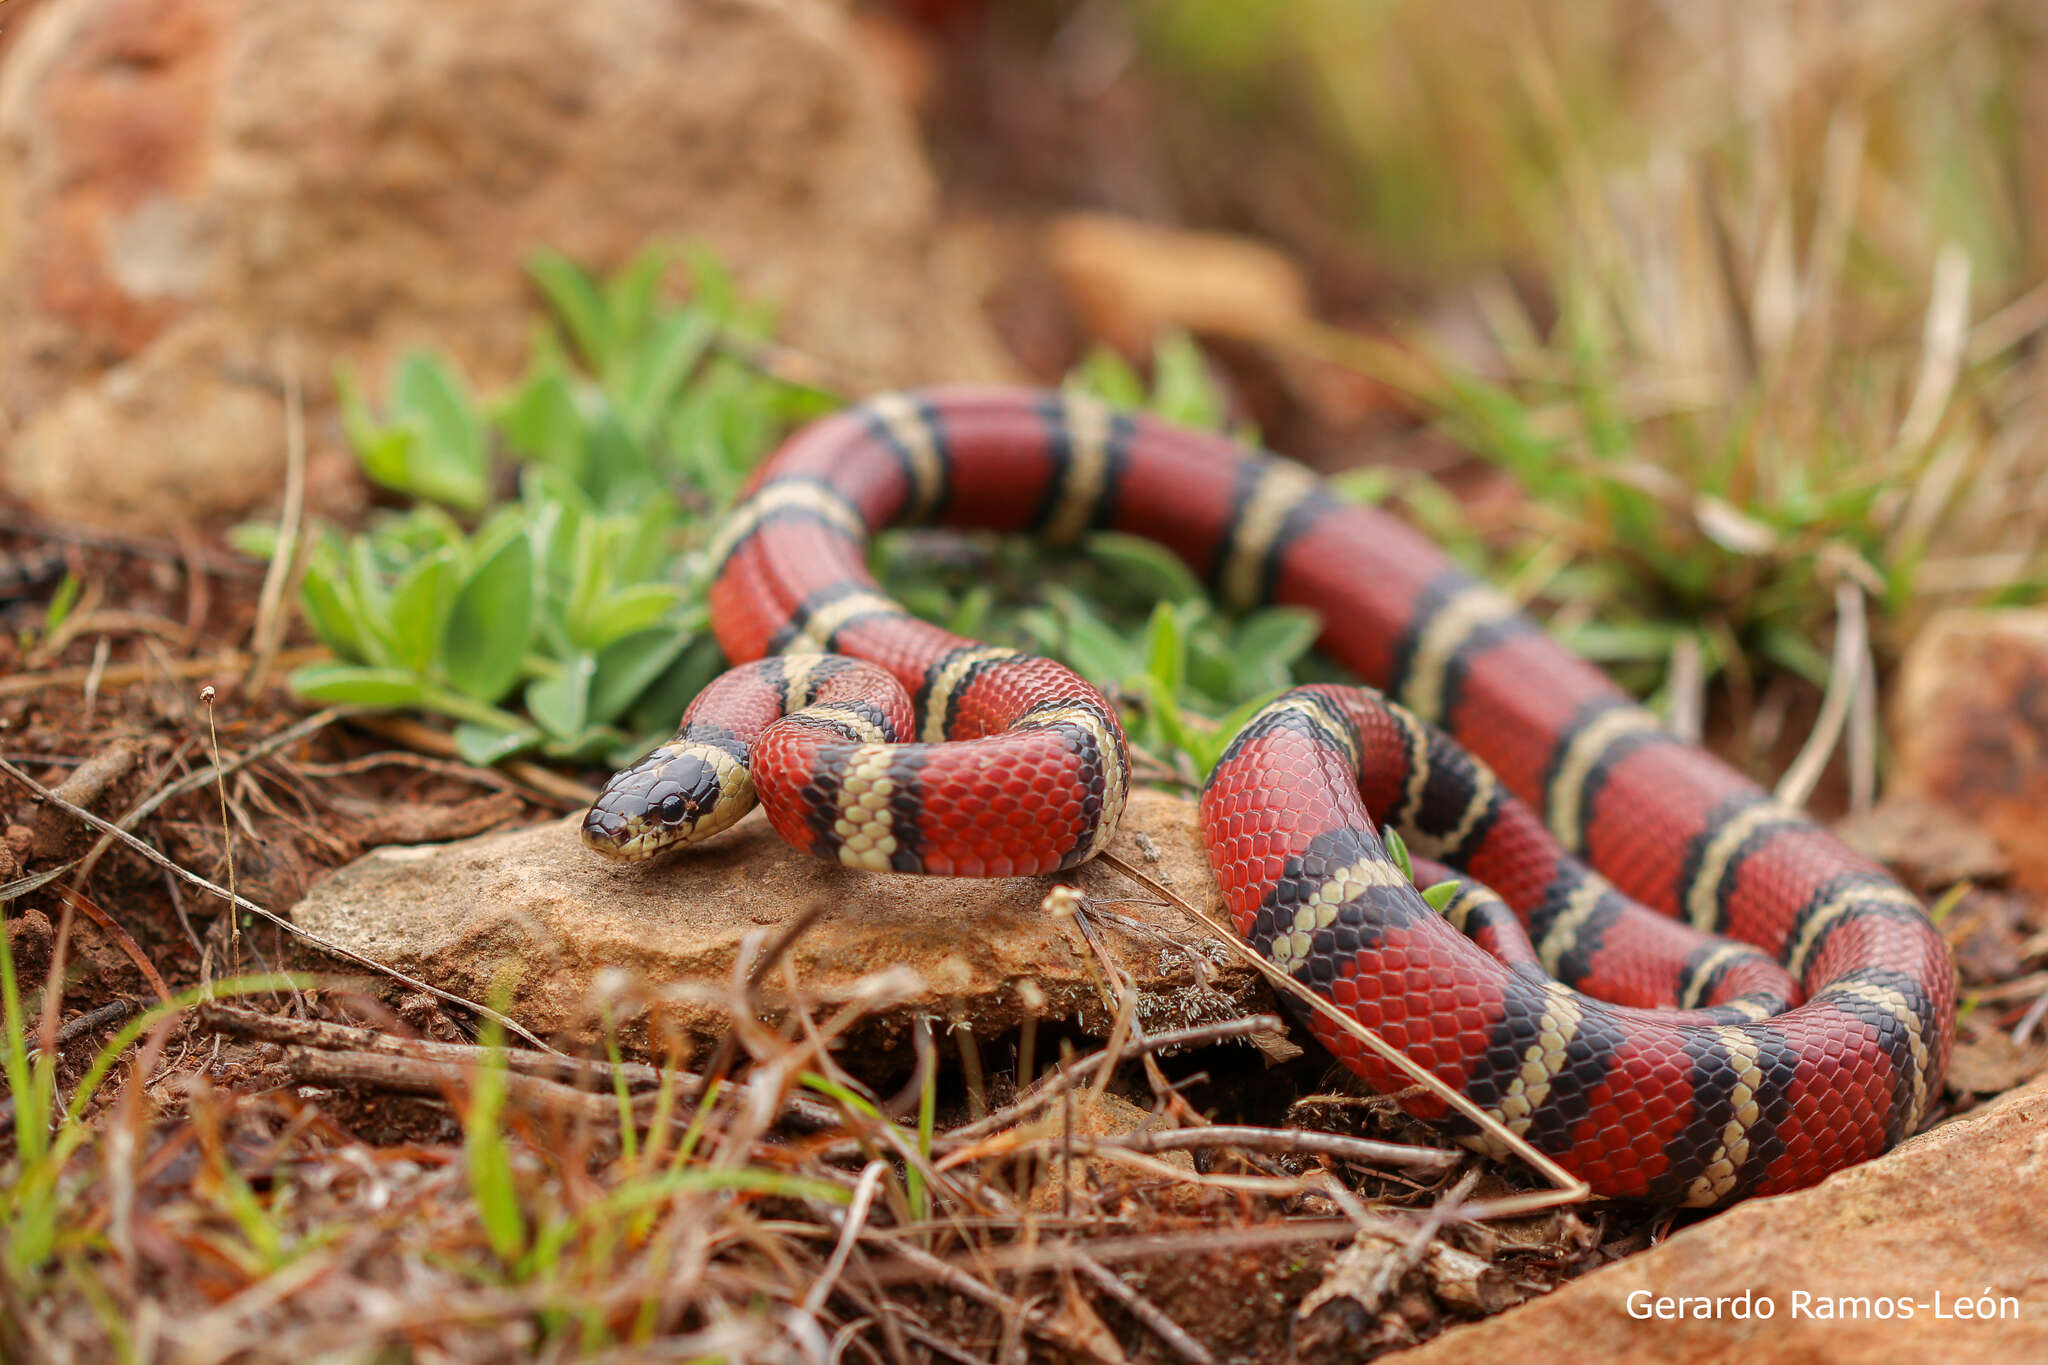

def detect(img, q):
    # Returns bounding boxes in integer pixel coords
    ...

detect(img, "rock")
[1396,1073,2048,1362]
[1045,212,1312,355]
[290,788,1259,1050]
[1891,609,2048,892]
[0,0,1011,531]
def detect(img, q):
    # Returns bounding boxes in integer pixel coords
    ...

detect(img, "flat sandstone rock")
[1397,1072,2048,1362]
[291,789,1258,1047]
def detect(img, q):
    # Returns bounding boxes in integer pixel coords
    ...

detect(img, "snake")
[581,385,1955,1206]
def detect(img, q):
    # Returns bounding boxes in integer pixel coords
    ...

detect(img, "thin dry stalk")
[280,1046,628,1130]
[352,713,597,808]
[1098,851,1588,1218]
[0,751,559,1052]
[244,352,309,697]
[860,1217,1363,1285]
[938,1015,1285,1148]
[1065,1244,1218,1365]
[0,647,327,701]
[804,1159,891,1316]
[1776,579,1867,809]
[1051,1123,1459,1172]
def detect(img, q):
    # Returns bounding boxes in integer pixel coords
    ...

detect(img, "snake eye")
[658,791,691,824]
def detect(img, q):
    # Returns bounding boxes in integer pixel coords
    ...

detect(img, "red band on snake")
[582,385,1955,1206]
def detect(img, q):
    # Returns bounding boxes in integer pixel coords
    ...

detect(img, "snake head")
[580,742,754,861]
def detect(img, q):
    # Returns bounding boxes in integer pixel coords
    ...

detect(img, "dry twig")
[199,1002,843,1129]
[1098,851,1589,1218]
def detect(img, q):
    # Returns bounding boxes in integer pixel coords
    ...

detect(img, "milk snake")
[582,386,1955,1206]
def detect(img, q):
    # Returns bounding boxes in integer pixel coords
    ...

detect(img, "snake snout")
[581,743,752,861]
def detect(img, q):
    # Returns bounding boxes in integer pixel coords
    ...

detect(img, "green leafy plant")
[270,248,831,767]
[278,256,1335,783]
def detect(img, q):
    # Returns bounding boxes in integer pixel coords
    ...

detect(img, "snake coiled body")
[583,386,1955,1206]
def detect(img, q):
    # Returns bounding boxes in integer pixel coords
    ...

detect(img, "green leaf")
[1229,606,1324,696]
[618,310,715,439]
[1148,330,1228,430]
[559,506,609,641]
[580,582,688,650]
[1084,532,1203,603]
[1559,620,1685,664]
[528,248,613,376]
[1757,627,1833,688]
[453,722,539,767]
[1143,602,1186,697]
[580,408,656,509]
[1328,467,1395,506]
[519,461,594,527]
[42,575,81,635]
[1133,672,1199,767]
[298,560,369,661]
[527,654,596,739]
[229,520,280,560]
[603,244,668,357]
[1382,825,1413,880]
[1236,607,1323,669]
[947,585,995,639]
[1065,345,1147,410]
[391,351,488,510]
[442,533,535,702]
[356,426,422,503]
[496,367,586,479]
[615,495,681,583]
[288,663,428,708]
[539,724,624,763]
[348,537,401,668]
[1032,587,1138,686]
[588,628,692,725]
[386,549,460,675]
[628,635,727,738]
[334,365,376,451]
[1420,880,1460,912]
[465,1049,526,1264]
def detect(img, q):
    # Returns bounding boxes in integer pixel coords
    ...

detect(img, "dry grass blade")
[1896,243,1972,452]
[244,352,310,697]
[949,1139,1348,1196]
[804,1159,889,1316]
[55,886,171,1005]
[1065,1245,1218,1365]
[935,1119,1459,1178]
[0,751,561,1053]
[291,748,530,795]
[1775,579,1868,810]
[24,998,137,1061]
